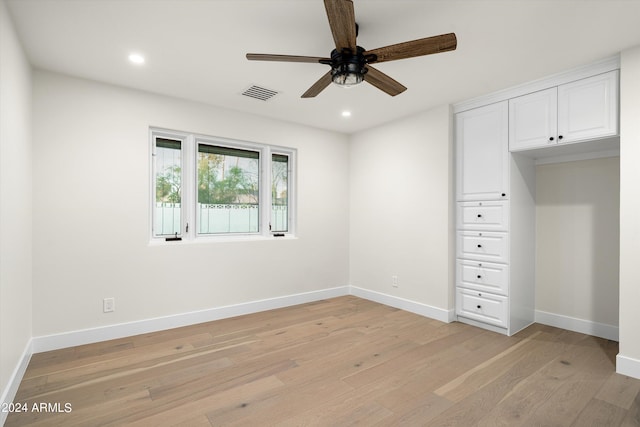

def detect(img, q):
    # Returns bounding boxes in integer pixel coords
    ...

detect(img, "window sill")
[148,233,297,246]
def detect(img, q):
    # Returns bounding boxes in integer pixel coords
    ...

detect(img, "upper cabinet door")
[456,101,509,201]
[509,87,558,151]
[557,70,619,144]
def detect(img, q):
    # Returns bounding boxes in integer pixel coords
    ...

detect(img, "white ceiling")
[6,0,640,134]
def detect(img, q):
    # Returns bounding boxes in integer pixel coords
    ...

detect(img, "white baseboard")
[349,286,453,324]
[456,316,508,335]
[0,339,33,426]
[535,309,619,342]
[32,286,350,353]
[616,354,640,380]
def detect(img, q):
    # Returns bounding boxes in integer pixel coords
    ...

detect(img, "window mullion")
[261,146,272,237]
[287,150,295,236]
[183,135,195,240]
[150,134,157,238]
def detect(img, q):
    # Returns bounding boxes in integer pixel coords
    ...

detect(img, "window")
[153,137,182,237]
[151,129,295,241]
[271,154,289,233]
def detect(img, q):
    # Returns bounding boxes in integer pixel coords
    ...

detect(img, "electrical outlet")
[103,297,115,313]
[392,275,398,288]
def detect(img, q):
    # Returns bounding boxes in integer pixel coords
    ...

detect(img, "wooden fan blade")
[364,66,407,96]
[302,71,333,98]
[246,53,330,63]
[324,0,357,52]
[365,33,457,64]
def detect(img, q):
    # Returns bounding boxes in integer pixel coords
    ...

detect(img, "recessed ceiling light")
[341,111,352,117]
[128,53,145,65]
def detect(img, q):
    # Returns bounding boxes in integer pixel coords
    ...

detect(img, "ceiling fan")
[246,0,457,98]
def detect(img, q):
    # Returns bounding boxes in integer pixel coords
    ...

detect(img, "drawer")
[457,260,509,296]
[457,201,509,231]
[456,288,508,328]
[457,231,509,263]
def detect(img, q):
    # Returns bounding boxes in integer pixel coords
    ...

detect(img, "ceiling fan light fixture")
[332,65,364,86]
[330,47,367,87]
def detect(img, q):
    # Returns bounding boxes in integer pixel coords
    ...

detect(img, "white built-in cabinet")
[509,71,618,151]
[455,101,528,333]
[509,88,557,151]
[456,101,509,201]
[455,57,620,336]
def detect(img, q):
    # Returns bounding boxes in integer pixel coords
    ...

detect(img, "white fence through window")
[155,203,287,235]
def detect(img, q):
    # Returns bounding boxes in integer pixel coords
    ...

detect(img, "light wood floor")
[6,296,640,426]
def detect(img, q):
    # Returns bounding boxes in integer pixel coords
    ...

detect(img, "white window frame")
[150,128,296,243]
[270,148,295,235]
[150,129,189,240]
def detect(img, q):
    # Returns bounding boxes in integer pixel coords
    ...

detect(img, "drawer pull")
[477,244,482,248]
[477,214,483,218]
[476,305,482,309]
[477,275,482,279]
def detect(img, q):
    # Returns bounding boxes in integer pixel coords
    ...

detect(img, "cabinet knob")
[476,305,482,309]
[558,135,564,140]
[549,136,554,141]
[501,193,506,197]
[477,275,482,279]
[477,244,482,248]
[477,214,483,218]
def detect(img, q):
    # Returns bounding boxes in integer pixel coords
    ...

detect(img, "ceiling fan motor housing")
[329,46,375,86]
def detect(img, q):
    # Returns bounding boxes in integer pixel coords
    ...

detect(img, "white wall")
[349,106,454,316]
[32,70,350,337]
[619,46,640,377]
[0,0,33,407]
[535,157,619,327]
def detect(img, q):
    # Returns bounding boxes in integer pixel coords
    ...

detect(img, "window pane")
[197,144,259,234]
[154,138,181,236]
[272,154,288,232]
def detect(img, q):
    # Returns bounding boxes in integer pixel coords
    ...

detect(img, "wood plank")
[597,372,640,410]
[16,341,249,402]
[571,398,627,427]
[413,333,582,426]
[125,375,284,426]
[341,326,486,390]
[467,338,600,425]
[433,331,546,402]
[499,341,615,426]
[621,388,640,426]
[374,392,453,426]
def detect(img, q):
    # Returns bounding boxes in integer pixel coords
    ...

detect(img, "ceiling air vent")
[241,85,279,101]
